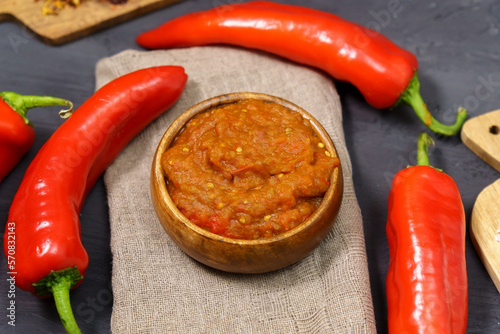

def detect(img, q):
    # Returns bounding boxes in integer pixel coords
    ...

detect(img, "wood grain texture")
[461,109,500,173]
[470,179,500,294]
[463,110,500,293]
[0,0,182,45]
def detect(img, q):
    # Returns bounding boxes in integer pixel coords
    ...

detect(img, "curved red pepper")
[3,66,187,333]
[0,92,73,183]
[386,133,468,333]
[137,1,467,136]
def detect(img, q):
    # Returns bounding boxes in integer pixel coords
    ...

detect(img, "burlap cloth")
[97,47,376,333]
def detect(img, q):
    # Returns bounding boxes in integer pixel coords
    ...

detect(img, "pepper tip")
[59,101,74,119]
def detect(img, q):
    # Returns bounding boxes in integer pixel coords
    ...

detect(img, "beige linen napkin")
[97,47,376,333]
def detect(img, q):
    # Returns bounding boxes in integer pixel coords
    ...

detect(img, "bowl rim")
[152,92,343,245]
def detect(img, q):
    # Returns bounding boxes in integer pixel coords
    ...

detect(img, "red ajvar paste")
[162,99,339,240]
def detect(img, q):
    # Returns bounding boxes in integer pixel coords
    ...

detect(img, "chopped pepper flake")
[285,127,292,134]
[42,0,78,15]
[236,146,243,154]
[318,142,325,148]
[182,147,190,152]
[42,0,128,15]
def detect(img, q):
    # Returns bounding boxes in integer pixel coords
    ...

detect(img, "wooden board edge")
[2,0,183,45]
[470,180,500,294]
[470,222,500,294]
[461,112,500,174]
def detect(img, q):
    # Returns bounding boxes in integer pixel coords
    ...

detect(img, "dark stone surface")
[1,0,499,333]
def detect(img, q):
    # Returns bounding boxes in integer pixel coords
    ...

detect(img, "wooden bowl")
[151,92,343,273]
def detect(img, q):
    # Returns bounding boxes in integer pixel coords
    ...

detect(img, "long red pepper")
[386,133,468,333]
[0,92,73,183]
[137,1,467,136]
[3,66,187,333]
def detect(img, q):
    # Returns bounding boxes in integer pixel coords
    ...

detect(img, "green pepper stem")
[0,91,73,125]
[32,267,83,334]
[416,133,434,166]
[399,72,467,136]
[52,279,82,334]
[416,132,444,172]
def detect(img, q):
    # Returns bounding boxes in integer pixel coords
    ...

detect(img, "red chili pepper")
[137,1,467,136]
[386,133,468,333]
[0,92,73,183]
[3,66,187,333]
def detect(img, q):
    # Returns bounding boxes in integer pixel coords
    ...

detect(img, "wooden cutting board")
[461,109,500,173]
[0,0,183,45]
[461,109,500,293]
[469,179,500,293]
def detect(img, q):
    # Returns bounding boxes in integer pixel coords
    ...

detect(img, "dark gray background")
[1,0,499,333]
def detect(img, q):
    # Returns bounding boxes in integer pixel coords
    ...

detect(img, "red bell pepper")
[386,133,468,333]
[137,1,467,136]
[3,66,187,333]
[0,92,73,183]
